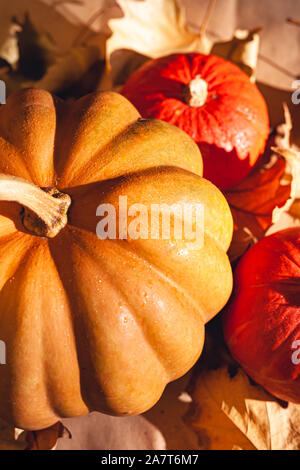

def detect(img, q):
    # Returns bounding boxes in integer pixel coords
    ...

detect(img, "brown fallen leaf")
[0,419,26,450]
[33,45,101,95]
[25,422,71,450]
[185,328,300,450]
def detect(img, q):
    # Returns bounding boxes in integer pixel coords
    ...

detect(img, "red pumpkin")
[223,227,300,403]
[122,53,269,190]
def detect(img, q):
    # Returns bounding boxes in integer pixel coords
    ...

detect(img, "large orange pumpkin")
[0,89,233,430]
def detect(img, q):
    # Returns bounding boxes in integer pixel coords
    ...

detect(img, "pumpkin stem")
[0,174,71,238]
[184,75,208,107]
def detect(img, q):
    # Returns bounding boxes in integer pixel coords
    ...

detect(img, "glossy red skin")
[122,53,269,190]
[223,227,300,402]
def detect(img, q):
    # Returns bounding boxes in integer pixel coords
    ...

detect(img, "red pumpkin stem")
[184,75,208,107]
[0,174,71,238]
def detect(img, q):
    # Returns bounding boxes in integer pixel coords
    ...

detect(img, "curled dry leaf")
[271,104,300,222]
[185,331,300,450]
[211,28,261,81]
[266,105,300,234]
[226,105,300,262]
[225,146,291,262]
[271,146,300,223]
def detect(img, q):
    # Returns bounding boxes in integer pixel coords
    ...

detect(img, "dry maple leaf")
[186,364,300,450]
[0,11,104,98]
[107,0,211,64]
[185,329,300,450]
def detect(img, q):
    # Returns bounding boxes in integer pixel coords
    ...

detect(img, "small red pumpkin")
[223,227,300,403]
[122,53,269,190]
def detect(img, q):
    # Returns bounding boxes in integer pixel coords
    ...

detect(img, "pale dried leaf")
[275,102,293,149]
[186,330,300,450]
[107,0,211,66]
[271,104,300,223]
[187,363,300,450]
[0,24,20,67]
[271,146,300,223]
